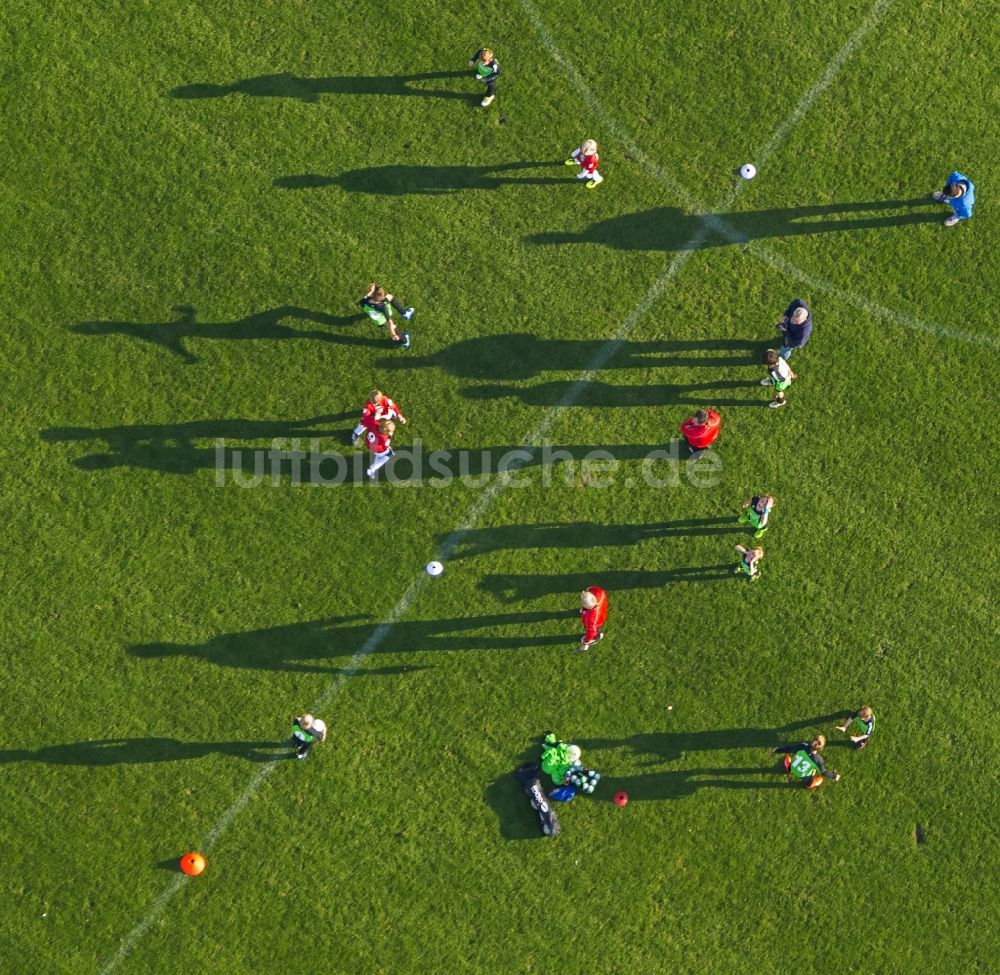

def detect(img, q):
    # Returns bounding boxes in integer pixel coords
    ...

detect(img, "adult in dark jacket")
[776,299,812,361]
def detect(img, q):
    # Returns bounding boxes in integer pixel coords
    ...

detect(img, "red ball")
[613,791,628,807]
[179,852,206,876]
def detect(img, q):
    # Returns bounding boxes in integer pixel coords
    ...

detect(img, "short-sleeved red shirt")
[680,410,721,449]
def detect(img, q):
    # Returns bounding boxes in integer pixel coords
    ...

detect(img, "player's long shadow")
[608,767,790,800]
[0,738,293,766]
[170,70,472,103]
[447,519,739,559]
[376,334,770,380]
[41,414,358,475]
[39,425,687,479]
[527,199,942,252]
[480,566,734,602]
[462,378,768,409]
[71,306,367,363]
[578,716,849,765]
[129,613,574,672]
[275,162,567,196]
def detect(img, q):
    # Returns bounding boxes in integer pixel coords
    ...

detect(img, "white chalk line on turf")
[520,0,997,351]
[96,7,914,968]
[98,236,709,974]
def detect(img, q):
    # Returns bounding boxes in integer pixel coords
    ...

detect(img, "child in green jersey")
[836,705,875,749]
[738,494,775,539]
[734,544,763,580]
[774,735,841,788]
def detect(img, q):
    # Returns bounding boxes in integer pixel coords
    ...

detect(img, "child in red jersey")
[679,408,721,459]
[352,388,407,445]
[366,419,395,481]
[579,586,608,650]
[565,139,603,188]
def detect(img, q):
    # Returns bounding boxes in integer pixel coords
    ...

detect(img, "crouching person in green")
[836,705,875,749]
[290,713,327,760]
[774,735,840,789]
[541,733,600,794]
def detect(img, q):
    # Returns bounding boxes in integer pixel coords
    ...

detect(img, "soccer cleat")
[586,180,599,189]
[480,95,495,107]
[401,332,411,350]
[760,378,772,386]
[931,191,946,202]
[564,158,578,166]
[688,448,705,460]
[402,307,414,320]
[768,400,786,408]
[943,215,960,227]
[753,528,768,540]
[366,468,375,480]
[350,432,360,445]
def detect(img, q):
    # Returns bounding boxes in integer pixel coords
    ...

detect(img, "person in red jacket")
[366,419,395,481]
[679,409,721,459]
[579,586,608,651]
[351,388,407,445]
[564,139,603,189]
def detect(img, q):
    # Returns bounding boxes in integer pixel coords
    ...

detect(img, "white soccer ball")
[740,164,756,180]
[425,561,444,577]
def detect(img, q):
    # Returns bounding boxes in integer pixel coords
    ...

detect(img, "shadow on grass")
[608,767,791,800]
[462,378,769,409]
[154,858,184,872]
[527,199,942,252]
[129,613,573,672]
[375,334,770,380]
[40,425,689,480]
[71,306,369,363]
[447,518,739,558]
[479,566,734,602]
[483,740,546,841]
[0,739,294,765]
[169,70,473,103]
[275,162,567,196]
[578,715,849,765]
[41,414,361,474]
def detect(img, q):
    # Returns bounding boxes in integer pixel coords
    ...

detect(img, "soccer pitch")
[2,1,997,972]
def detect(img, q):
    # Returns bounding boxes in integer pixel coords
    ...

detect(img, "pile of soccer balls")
[566,764,601,794]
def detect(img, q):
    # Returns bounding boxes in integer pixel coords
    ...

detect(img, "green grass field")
[3,1,998,972]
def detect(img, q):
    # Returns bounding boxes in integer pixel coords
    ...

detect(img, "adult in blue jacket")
[932,171,975,227]
[776,298,812,361]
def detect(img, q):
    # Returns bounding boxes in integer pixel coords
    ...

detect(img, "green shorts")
[364,309,389,327]
[772,378,792,392]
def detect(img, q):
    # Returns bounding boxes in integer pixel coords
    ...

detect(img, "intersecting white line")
[100,5,909,969]
[520,0,996,350]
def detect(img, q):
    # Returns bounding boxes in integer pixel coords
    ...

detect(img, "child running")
[761,349,795,408]
[836,705,875,749]
[738,494,775,539]
[734,544,763,581]
[565,139,603,189]
[359,282,413,350]
[366,419,395,482]
[351,389,407,445]
[468,47,500,107]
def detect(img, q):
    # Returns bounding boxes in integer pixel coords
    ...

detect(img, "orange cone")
[179,852,206,876]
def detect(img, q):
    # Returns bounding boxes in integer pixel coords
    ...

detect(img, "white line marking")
[521,0,996,350]
[98,5,945,966]
[97,203,712,975]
